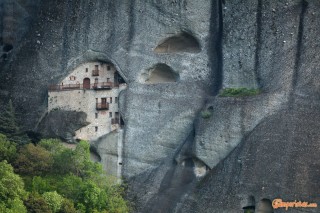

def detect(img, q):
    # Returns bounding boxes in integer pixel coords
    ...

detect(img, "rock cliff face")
[1,0,319,212]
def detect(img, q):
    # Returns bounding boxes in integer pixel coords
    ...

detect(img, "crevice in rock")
[89,145,102,162]
[254,0,262,88]
[290,0,308,104]
[142,128,197,213]
[127,0,136,51]
[210,0,223,96]
[60,0,72,74]
[154,31,201,53]
[84,0,92,48]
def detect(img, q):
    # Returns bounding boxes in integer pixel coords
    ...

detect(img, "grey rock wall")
[180,101,320,213]
[0,0,41,62]
[0,0,319,212]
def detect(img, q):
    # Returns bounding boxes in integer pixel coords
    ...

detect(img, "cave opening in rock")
[242,195,255,213]
[154,31,201,53]
[142,63,179,84]
[3,44,13,52]
[242,206,255,213]
[256,198,274,213]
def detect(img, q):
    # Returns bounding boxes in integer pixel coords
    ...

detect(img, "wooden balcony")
[48,84,81,91]
[48,82,120,91]
[96,102,109,110]
[93,82,112,90]
[92,69,99,76]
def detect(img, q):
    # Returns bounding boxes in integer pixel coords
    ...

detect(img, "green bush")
[43,191,63,213]
[24,193,51,213]
[201,110,212,119]
[0,134,17,163]
[219,88,260,97]
[0,161,27,213]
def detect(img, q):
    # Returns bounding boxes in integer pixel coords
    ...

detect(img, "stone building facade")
[48,62,126,142]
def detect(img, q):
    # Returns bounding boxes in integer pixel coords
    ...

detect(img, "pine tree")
[0,99,19,138]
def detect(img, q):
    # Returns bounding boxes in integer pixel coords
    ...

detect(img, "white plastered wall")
[48,62,127,141]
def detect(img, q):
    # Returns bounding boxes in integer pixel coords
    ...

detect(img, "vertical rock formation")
[0,0,319,212]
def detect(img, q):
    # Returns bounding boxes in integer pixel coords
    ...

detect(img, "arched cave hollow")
[141,63,179,84]
[154,31,201,53]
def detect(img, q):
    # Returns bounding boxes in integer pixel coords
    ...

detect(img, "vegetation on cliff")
[219,88,261,97]
[0,134,129,213]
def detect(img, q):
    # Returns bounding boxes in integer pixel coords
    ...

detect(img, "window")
[69,76,76,81]
[95,126,98,132]
[95,65,99,70]
[109,112,112,118]
[95,113,98,119]
[107,65,111,70]
[86,68,88,72]
[115,97,118,103]
[110,97,112,103]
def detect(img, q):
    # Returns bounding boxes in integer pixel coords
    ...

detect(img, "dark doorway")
[101,98,107,105]
[83,78,90,89]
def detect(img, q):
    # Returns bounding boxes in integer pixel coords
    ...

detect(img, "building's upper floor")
[49,62,126,91]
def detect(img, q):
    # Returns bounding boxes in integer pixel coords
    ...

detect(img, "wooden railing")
[92,82,119,90]
[96,102,109,110]
[48,82,120,91]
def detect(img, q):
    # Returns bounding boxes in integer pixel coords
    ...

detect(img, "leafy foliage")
[24,193,51,213]
[13,143,53,175]
[0,160,27,213]
[200,110,212,119]
[43,191,64,213]
[59,199,77,213]
[219,88,261,97]
[0,134,17,163]
[0,136,130,213]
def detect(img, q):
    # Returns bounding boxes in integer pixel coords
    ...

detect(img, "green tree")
[31,176,53,194]
[59,199,77,213]
[0,133,17,163]
[72,141,91,177]
[81,181,102,212]
[52,148,75,175]
[0,160,27,213]
[43,191,63,213]
[57,174,83,202]
[13,143,53,175]
[0,100,19,138]
[24,193,51,213]
[0,197,27,213]
[39,139,64,154]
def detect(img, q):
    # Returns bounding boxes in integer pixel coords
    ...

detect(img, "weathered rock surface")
[92,130,121,178]
[0,0,41,62]
[36,110,89,142]
[0,0,319,212]
[180,99,320,213]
